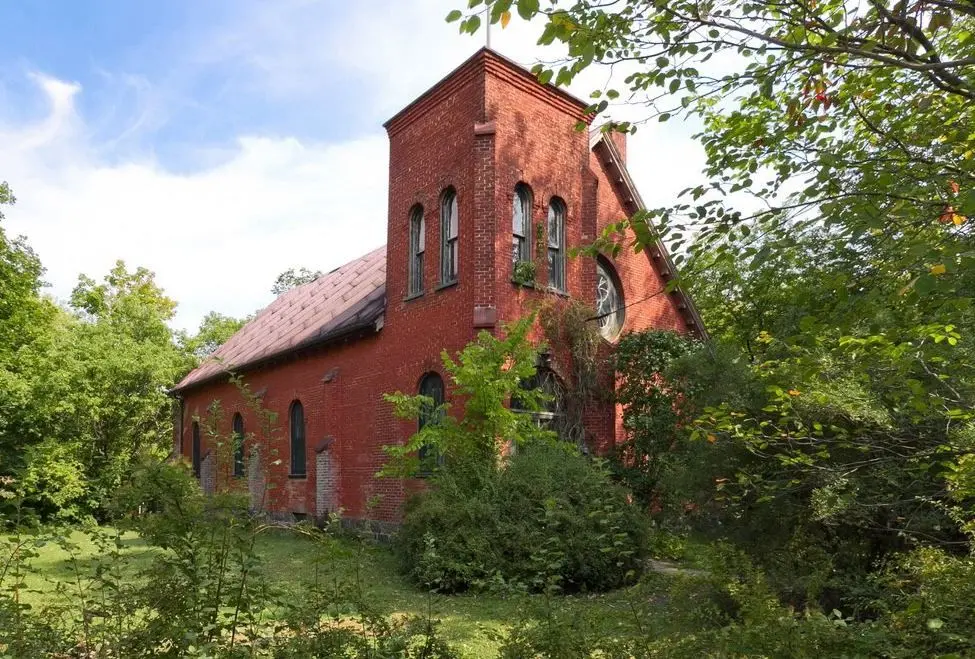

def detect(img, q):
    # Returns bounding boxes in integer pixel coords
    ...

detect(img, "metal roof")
[173,245,386,392]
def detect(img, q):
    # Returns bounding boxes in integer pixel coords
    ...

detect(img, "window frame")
[408,204,425,298]
[510,363,569,440]
[417,372,446,473]
[512,183,533,268]
[547,197,567,292]
[232,412,245,478]
[439,188,459,285]
[289,400,307,478]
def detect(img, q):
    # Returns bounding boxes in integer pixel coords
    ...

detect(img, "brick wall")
[177,49,693,526]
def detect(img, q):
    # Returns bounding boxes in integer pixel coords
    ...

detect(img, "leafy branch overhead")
[449,0,974,310]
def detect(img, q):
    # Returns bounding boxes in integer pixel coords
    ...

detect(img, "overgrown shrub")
[0,460,458,657]
[497,547,893,659]
[398,443,648,594]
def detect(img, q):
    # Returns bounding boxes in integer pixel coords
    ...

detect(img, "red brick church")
[172,48,704,531]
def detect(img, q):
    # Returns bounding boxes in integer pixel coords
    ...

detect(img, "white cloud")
[0,0,706,333]
[1,76,388,331]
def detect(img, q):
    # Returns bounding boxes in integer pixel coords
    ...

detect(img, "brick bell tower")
[380,48,593,354]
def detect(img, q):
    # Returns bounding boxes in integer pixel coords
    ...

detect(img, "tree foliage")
[271,267,322,295]
[1,184,192,520]
[385,316,647,594]
[452,0,975,620]
[381,315,555,480]
[181,311,248,360]
[451,0,974,318]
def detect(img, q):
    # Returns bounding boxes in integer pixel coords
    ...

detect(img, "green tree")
[450,0,974,318]
[451,2,975,556]
[444,4,975,609]
[271,267,322,295]
[0,182,72,517]
[182,311,248,360]
[381,315,553,480]
[63,262,190,516]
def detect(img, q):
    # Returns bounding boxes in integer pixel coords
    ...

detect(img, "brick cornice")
[384,48,591,137]
[482,56,590,122]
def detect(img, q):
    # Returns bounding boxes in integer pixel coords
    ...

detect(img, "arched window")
[408,204,424,297]
[417,372,445,470]
[191,421,201,478]
[547,198,566,292]
[440,188,459,284]
[289,401,306,477]
[595,257,626,341]
[232,413,245,478]
[512,184,532,267]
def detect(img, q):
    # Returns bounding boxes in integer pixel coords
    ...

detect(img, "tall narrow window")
[289,401,306,477]
[548,198,566,292]
[191,421,201,478]
[440,188,458,284]
[512,184,532,267]
[417,372,445,471]
[408,205,425,297]
[232,413,245,478]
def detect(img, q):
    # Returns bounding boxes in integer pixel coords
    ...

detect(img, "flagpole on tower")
[485,7,492,49]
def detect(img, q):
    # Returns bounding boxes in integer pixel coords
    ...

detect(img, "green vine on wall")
[539,299,604,447]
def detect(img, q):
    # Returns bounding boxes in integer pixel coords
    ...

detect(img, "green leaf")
[516,0,539,20]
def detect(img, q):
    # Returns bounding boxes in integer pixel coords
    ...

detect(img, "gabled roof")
[173,246,386,392]
[589,130,709,340]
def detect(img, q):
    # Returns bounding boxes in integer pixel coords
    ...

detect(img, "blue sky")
[0,0,704,331]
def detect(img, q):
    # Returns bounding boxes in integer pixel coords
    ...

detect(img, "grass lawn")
[15,526,654,658]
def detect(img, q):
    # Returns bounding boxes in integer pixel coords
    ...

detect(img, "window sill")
[511,279,536,289]
[288,473,307,480]
[435,280,458,292]
[404,291,424,302]
[546,286,569,298]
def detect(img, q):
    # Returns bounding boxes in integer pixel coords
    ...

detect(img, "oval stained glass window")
[595,259,625,341]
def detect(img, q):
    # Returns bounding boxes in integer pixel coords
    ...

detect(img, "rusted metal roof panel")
[174,245,386,391]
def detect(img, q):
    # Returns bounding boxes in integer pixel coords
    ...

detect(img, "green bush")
[397,443,648,594]
[498,549,893,659]
[1,460,459,658]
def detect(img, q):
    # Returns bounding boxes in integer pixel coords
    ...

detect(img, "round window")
[596,259,625,341]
